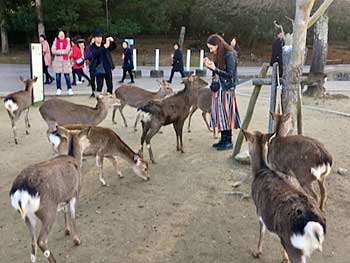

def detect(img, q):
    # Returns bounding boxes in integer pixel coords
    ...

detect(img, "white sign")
[30,43,44,103]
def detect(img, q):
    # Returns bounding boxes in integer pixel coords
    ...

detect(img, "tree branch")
[307,0,335,29]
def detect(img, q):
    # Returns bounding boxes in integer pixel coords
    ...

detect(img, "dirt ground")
[0,87,349,263]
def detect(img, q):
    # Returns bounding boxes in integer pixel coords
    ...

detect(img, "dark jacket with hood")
[90,41,117,74]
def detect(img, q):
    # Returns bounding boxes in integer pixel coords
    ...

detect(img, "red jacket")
[70,44,84,69]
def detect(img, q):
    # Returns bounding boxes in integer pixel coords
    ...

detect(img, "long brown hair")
[207,34,235,70]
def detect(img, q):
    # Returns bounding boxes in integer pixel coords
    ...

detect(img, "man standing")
[90,31,116,95]
[270,31,285,77]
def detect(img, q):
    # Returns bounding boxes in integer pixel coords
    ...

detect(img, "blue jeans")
[56,73,72,90]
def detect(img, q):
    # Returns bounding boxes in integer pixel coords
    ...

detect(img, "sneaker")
[76,80,83,85]
[128,80,135,84]
[90,93,95,98]
[56,89,62,96]
[67,89,74,96]
[118,80,124,84]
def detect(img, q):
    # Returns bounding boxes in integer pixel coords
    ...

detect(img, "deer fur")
[187,87,216,138]
[269,112,333,211]
[4,77,37,144]
[242,129,326,263]
[137,75,206,163]
[39,94,109,130]
[112,80,173,130]
[48,124,149,185]
[9,128,89,263]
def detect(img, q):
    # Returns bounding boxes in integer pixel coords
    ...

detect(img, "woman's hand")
[204,57,216,71]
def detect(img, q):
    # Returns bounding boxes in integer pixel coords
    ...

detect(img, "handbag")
[95,62,106,76]
[75,57,85,66]
[210,79,220,92]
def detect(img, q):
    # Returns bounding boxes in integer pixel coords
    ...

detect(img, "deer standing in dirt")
[10,127,89,263]
[243,129,326,263]
[3,77,37,144]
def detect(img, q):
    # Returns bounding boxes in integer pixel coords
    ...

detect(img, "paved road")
[1,64,350,96]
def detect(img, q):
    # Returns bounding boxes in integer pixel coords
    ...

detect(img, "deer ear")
[284,112,292,121]
[19,76,24,82]
[270,111,277,120]
[33,77,38,82]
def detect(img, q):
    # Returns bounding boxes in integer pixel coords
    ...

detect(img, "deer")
[242,129,326,263]
[137,75,206,163]
[3,76,37,144]
[9,127,89,263]
[48,124,149,185]
[112,80,173,130]
[187,87,216,138]
[268,112,333,212]
[39,94,109,130]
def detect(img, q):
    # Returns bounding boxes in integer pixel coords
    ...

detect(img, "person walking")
[51,30,73,96]
[167,43,185,83]
[270,31,285,77]
[90,31,116,95]
[204,34,241,151]
[119,41,134,84]
[70,35,91,86]
[85,36,96,97]
[40,34,54,84]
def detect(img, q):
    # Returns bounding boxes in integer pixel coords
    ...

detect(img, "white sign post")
[30,43,44,103]
[199,49,204,70]
[186,49,191,72]
[133,49,137,71]
[155,49,160,71]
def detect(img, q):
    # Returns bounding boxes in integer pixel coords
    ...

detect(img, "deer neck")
[68,135,82,167]
[114,137,137,165]
[25,83,33,93]
[250,143,269,175]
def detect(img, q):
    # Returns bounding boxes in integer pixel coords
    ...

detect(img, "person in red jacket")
[70,35,90,86]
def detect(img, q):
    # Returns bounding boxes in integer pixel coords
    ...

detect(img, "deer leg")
[140,123,149,154]
[252,218,266,258]
[107,156,123,178]
[281,249,290,263]
[96,154,107,186]
[37,211,57,263]
[173,123,180,151]
[303,184,318,203]
[68,197,81,246]
[201,111,212,132]
[318,178,327,212]
[10,118,18,144]
[119,105,128,127]
[25,108,30,134]
[64,206,71,235]
[134,111,142,132]
[178,120,185,153]
[145,125,161,164]
[187,105,198,133]
[25,216,37,263]
[112,103,118,124]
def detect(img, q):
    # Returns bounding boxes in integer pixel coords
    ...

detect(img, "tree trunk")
[178,26,186,49]
[306,13,328,97]
[35,0,45,38]
[284,0,315,135]
[1,18,9,54]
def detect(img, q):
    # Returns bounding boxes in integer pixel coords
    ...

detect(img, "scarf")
[56,38,69,60]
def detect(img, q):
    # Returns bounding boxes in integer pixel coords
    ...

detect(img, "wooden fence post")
[268,62,278,132]
[233,63,270,157]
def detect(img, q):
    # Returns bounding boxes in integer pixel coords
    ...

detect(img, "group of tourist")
[40,30,134,97]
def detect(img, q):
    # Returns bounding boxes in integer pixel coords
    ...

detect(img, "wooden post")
[233,63,270,157]
[268,63,278,132]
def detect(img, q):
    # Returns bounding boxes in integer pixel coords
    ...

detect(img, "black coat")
[122,47,134,71]
[211,51,238,90]
[270,38,284,67]
[172,49,184,72]
[90,41,117,74]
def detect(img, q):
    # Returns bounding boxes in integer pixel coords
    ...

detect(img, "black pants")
[96,69,113,94]
[72,68,91,85]
[89,71,96,93]
[43,64,53,83]
[169,68,185,83]
[121,68,134,82]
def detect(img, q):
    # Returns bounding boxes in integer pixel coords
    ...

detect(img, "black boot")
[217,130,233,151]
[212,132,224,148]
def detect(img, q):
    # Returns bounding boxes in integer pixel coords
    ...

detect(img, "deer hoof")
[26,130,30,135]
[14,139,18,144]
[118,172,124,178]
[252,251,262,258]
[65,228,71,236]
[188,129,191,133]
[73,236,81,246]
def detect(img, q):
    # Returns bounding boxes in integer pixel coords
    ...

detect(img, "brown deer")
[4,76,37,144]
[269,112,333,211]
[138,75,206,163]
[187,87,216,138]
[10,127,89,263]
[242,129,326,263]
[39,94,109,130]
[48,125,149,185]
[112,80,173,130]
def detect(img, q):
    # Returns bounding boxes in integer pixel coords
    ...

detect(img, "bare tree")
[1,17,9,54]
[35,0,45,37]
